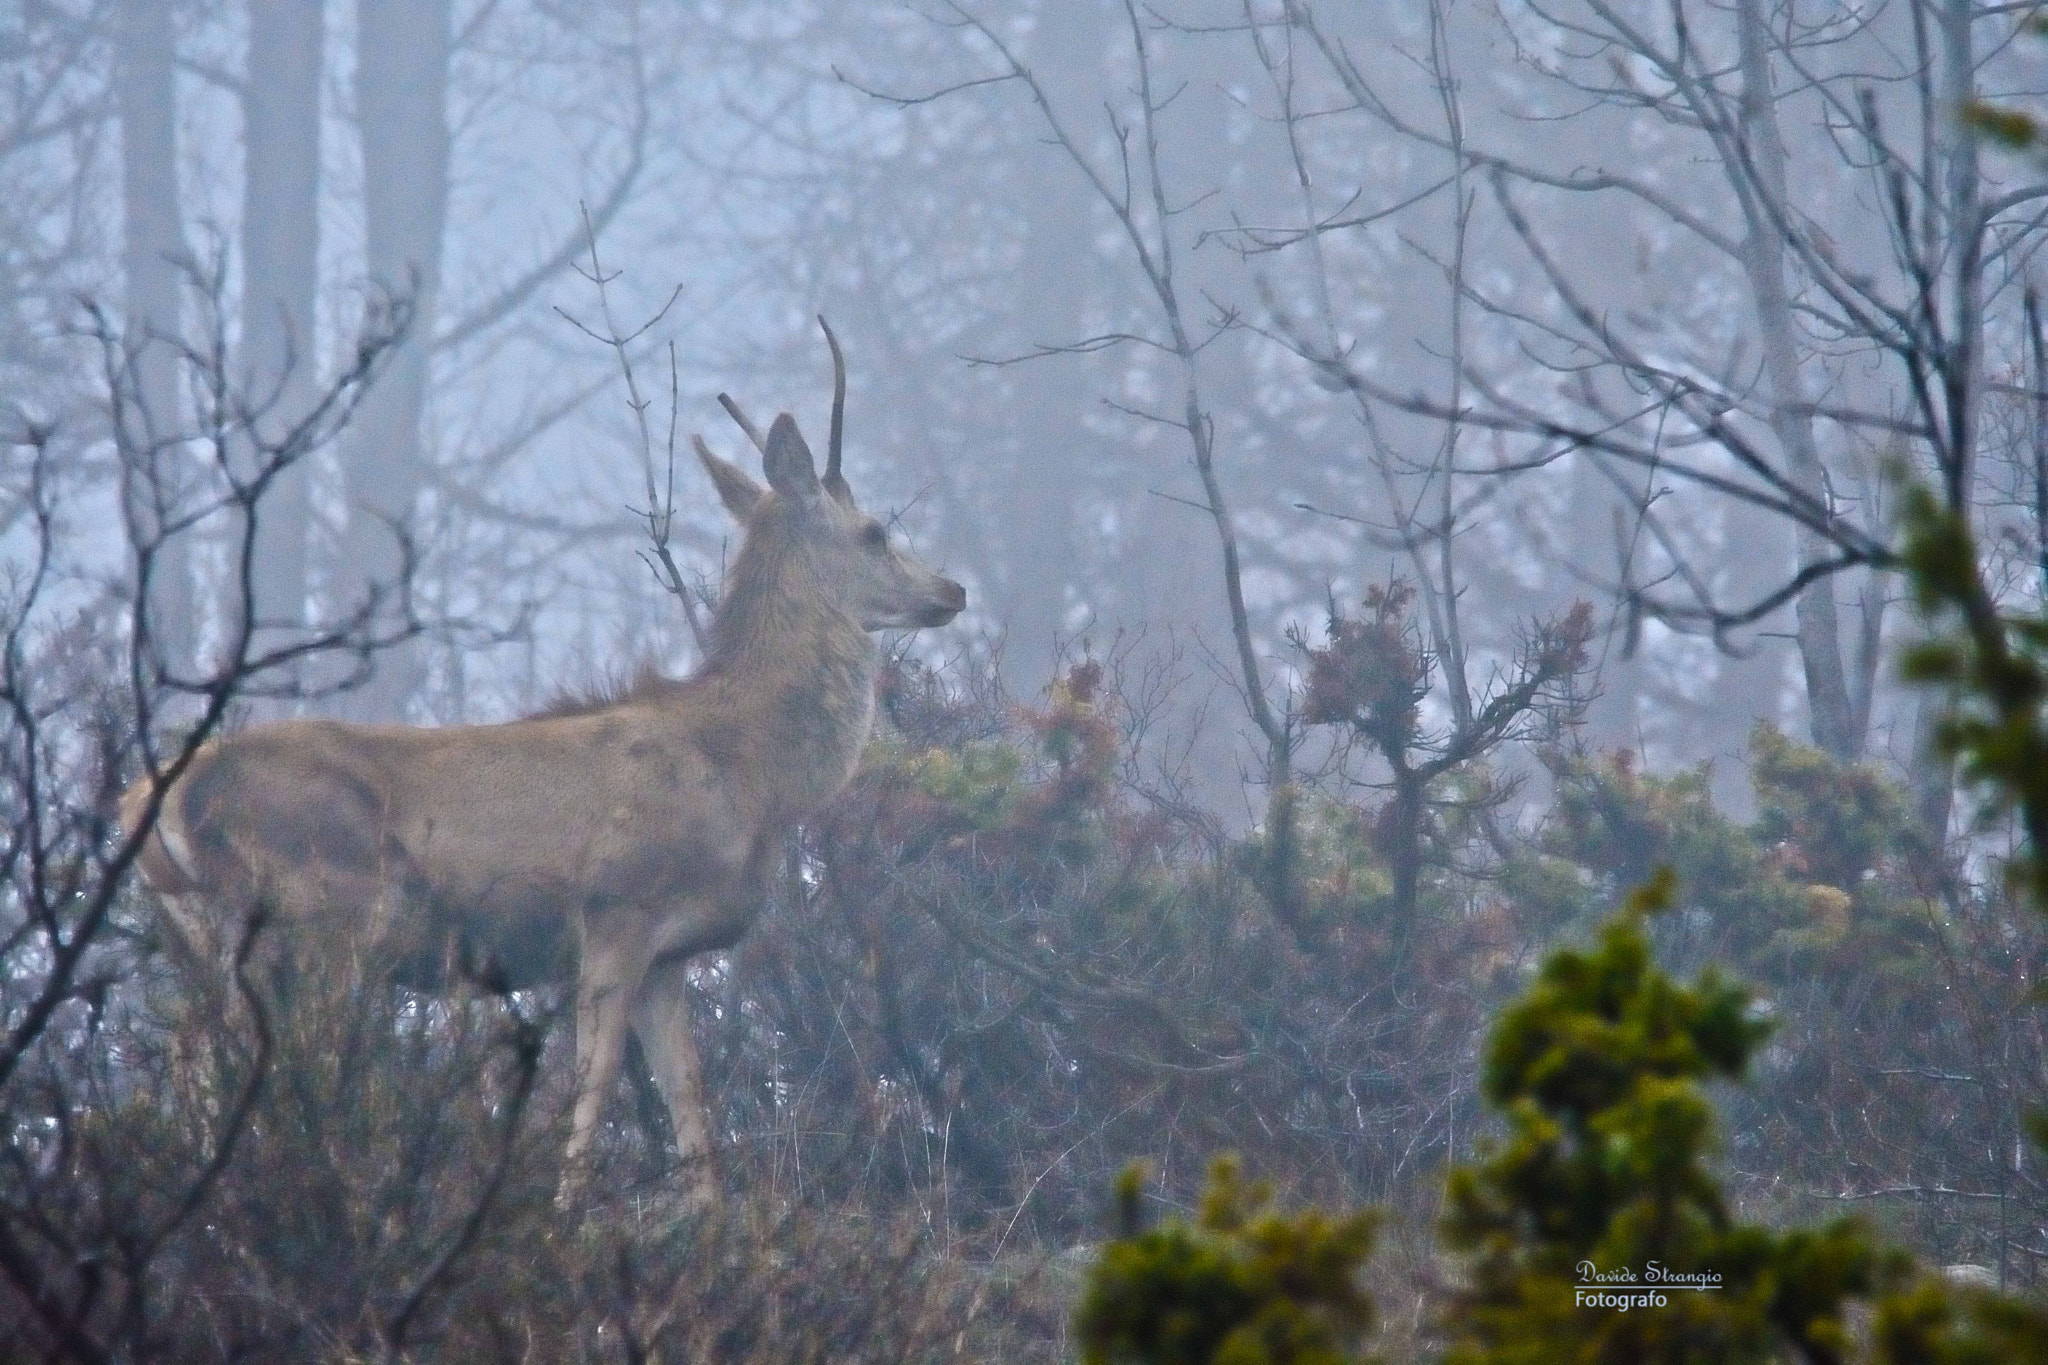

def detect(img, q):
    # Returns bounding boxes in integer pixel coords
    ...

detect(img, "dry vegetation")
[7,623,2043,1359]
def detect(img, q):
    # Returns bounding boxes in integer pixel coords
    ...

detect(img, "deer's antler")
[818,315,849,502]
[716,392,767,455]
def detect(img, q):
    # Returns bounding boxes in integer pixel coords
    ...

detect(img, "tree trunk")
[239,0,324,671]
[1910,0,1985,842]
[340,0,452,720]
[1733,0,1858,761]
[974,0,1122,694]
[117,0,193,673]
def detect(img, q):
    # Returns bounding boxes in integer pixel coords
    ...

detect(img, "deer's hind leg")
[631,950,716,1209]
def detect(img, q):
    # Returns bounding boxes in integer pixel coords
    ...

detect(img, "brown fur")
[531,662,686,721]
[120,406,964,1201]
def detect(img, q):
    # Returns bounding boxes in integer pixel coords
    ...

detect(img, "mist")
[2,0,2045,1357]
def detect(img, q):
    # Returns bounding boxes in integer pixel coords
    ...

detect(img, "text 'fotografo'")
[1573,1260,1724,1311]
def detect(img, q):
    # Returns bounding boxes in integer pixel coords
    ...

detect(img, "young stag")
[120,335,965,1202]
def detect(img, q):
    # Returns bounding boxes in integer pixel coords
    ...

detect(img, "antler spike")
[717,392,768,454]
[818,315,849,500]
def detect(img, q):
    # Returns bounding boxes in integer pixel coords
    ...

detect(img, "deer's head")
[694,322,965,634]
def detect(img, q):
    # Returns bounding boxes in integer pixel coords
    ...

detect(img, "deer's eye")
[862,523,888,550]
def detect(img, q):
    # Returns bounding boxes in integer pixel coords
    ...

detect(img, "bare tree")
[341,0,659,723]
[1270,0,2046,806]
[0,268,415,1359]
[117,0,193,673]
[0,2,111,430]
[339,0,452,722]
[859,2,1303,834]
[240,0,327,676]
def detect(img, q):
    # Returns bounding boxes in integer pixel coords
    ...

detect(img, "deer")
[118,321,966,1204]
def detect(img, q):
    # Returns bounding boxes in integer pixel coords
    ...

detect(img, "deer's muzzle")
[919,579,967,626]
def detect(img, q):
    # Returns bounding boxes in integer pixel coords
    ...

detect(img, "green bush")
[1440,869,1894,1364]
[1077,858,2048,1363]
[1077,1155,1381,1365]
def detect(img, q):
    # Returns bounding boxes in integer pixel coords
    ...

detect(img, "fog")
[4,0,2047,1356]
[19,0,2028,801]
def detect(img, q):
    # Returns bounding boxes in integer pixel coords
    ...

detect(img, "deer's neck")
[702,553,878,817]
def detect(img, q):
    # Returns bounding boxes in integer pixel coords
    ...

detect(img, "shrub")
[1077,1155,1380,1365]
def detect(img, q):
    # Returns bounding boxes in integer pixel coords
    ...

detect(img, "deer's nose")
[919,579,967,626]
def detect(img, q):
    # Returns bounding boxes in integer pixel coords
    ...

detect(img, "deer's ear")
[694,436,765,519]
[761,413,821,504]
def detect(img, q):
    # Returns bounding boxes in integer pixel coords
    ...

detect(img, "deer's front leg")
[632,949,716,1209]
[562,930,645,1200]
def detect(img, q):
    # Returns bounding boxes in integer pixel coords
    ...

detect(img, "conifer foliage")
[1440,869,1892,1365]
[1076,1155,1381,1365]
[1076,861,2048,1363]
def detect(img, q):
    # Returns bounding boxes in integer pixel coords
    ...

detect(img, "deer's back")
[137,698,769,945]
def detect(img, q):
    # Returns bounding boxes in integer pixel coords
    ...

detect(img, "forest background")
[4,0,2048,1359]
